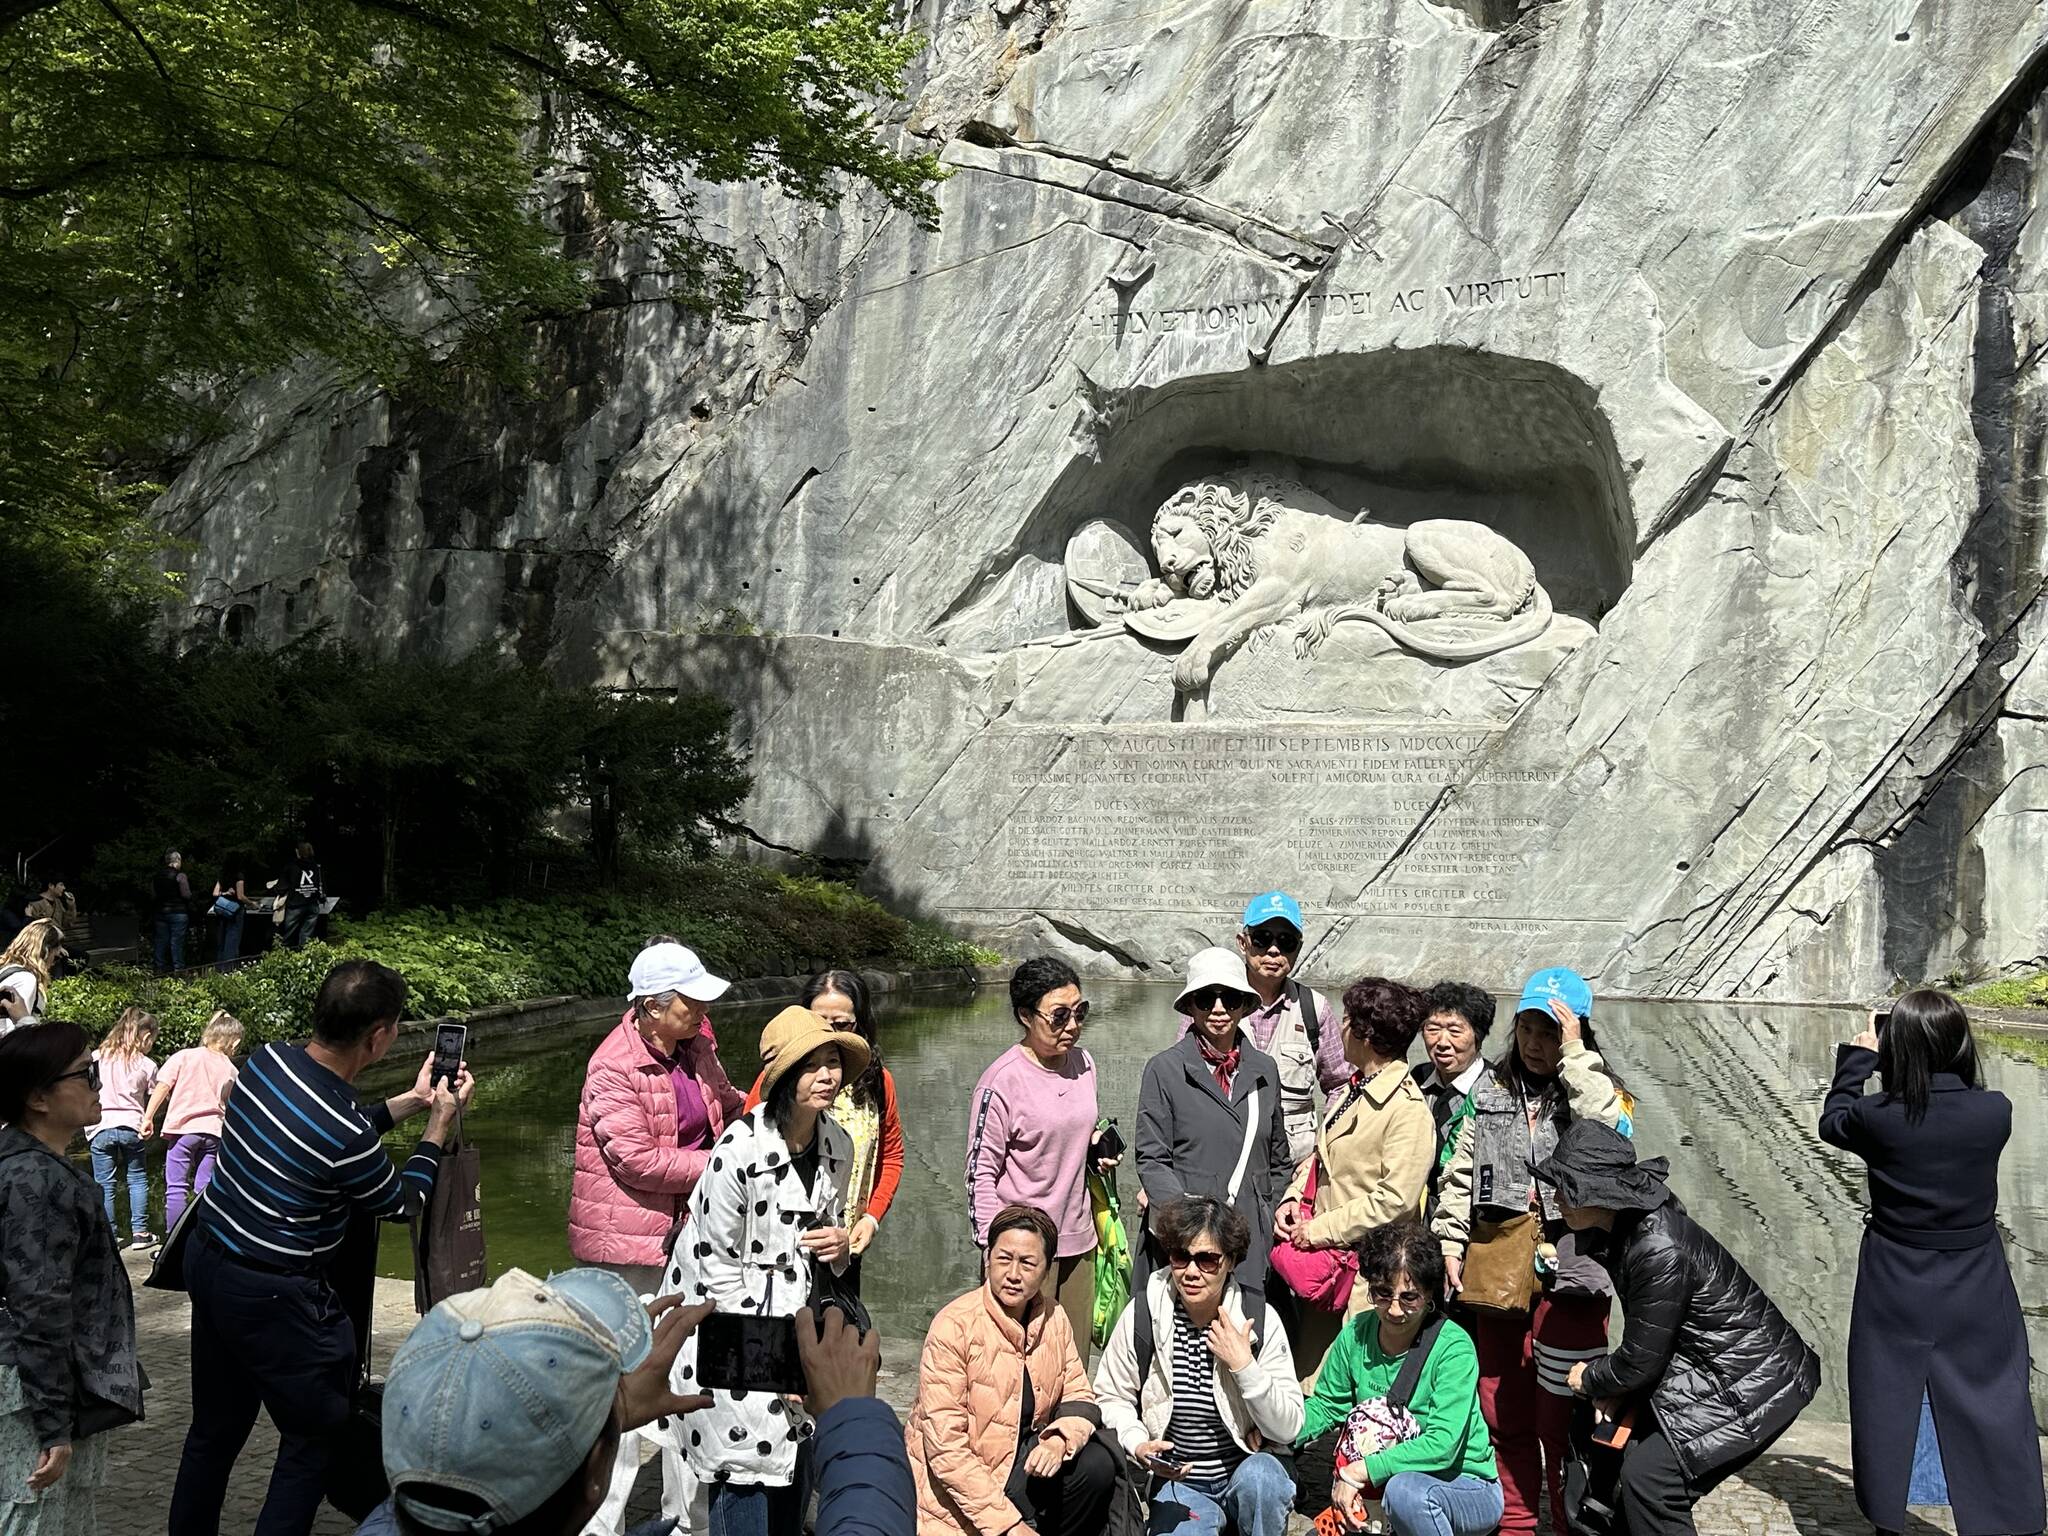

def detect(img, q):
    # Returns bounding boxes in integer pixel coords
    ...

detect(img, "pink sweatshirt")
[157,1046,240,1136]
[966,1044,1100,1259]
[90,1051,158,1136]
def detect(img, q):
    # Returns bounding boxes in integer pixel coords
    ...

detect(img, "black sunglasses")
[1244,925,1301,955]
[1033,999,1091,1031]
[1184,987,1247,1013]
[1167,1248,1227,1275]
[49,1060,100,1092]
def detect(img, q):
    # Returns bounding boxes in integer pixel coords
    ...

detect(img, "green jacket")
[1298,1315,1497,1486]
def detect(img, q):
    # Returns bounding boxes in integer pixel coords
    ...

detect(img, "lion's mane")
[1155,474,1292,602]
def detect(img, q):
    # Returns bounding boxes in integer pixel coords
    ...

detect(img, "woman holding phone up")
[1821,992,2043,1536]
[656,1005,864,1536]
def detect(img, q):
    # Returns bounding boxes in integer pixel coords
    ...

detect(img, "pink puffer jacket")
[569,1012,746,1267]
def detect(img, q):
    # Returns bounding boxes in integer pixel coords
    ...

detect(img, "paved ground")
[113,1253,2002,1535]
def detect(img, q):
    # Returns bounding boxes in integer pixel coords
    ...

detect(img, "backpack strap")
[1135,1285,1156,1385]
[1389,1316,1446,1411]
[1291,979,1322,1052]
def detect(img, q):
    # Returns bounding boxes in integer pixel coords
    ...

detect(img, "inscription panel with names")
[973,724,1577,917]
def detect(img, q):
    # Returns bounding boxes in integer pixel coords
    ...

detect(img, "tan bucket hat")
[757,1005,872,1098]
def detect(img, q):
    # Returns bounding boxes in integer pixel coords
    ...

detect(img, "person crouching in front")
[1097,1195,1303,1536]
[907,1203,1116,1536]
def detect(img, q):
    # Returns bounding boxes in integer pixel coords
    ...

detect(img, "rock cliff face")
[159,1,2048,995]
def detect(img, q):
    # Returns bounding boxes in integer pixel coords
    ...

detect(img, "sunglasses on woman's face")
[1369,1285,1426,1308]
[1245,925,1301,955]
[1167,1248,1227,1275]
[1185,987,1243,1013]
[49,1060,100,1092]
[1034,1000,1090,1031]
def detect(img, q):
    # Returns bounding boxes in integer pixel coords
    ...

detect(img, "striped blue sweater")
[198,1041,440,1269]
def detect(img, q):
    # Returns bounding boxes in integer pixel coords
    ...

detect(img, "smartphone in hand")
[697,1314,806,1396]
[431,1023,467,1090]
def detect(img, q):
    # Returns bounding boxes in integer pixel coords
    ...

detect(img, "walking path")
[114,1253,1999,1535]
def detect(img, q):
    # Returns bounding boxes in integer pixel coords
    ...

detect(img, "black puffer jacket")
[1579,1198,1819,1480]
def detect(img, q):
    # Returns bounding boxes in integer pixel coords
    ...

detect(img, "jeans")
[168,1231,357,1536]
[1150,1452,1296,1536]
[215,911,245,964]
[89,1127,150,1236]
[164,1133,221,1231]
[704,1449,813,1536]
[155,909,190,971]
[1383,1471,1508,1536]
[280,900,319,950]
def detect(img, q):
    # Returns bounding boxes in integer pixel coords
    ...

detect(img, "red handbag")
[1268,1159,1359,1312]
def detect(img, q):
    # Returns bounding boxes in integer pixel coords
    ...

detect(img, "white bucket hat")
[1174,946,1259,1014]
[626,941,731,1003]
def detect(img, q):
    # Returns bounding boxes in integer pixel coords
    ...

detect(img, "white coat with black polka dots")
[650,1105,853,1488]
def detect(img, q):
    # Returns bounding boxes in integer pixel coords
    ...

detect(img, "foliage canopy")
[0,0,940,549]
[3,537,751,901]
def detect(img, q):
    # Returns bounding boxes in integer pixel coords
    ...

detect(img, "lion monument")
[1111,472,1554,694]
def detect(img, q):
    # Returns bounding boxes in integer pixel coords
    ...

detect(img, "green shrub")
[1958,971,2048,1010]
[48,860,1001,1042]
[901,920,1003,970]
[48,943,345,1050]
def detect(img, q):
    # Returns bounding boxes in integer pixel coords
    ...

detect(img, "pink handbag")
[1268,1159,1359,1312]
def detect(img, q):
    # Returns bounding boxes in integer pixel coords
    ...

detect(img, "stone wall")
[158,2,2048,995]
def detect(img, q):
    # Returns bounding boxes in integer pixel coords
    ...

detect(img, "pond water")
[368,985,2048,1426]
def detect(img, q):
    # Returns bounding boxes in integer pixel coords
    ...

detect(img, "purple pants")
[165,1133,220,1230]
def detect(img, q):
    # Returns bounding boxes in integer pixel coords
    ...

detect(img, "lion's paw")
[1381,593,1442,624]
[1172,650,1208,693]
[1294,612,1334,657]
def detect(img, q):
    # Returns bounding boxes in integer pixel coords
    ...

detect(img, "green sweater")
[1298,1316,1497,1486]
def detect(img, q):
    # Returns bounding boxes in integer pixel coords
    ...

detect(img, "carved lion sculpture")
[1117,472,1554,694]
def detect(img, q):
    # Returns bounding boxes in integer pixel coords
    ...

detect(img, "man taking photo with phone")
[167,958,475,1536]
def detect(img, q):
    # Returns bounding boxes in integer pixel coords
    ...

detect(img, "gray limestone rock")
[152,2,2048,995]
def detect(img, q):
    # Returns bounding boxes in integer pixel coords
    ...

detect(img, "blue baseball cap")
[1241,890,1304,932]
[382,1267,653,1532]
[1517,966,1593,1020]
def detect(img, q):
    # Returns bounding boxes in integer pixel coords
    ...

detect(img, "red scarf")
[1198,1036,1241,1095]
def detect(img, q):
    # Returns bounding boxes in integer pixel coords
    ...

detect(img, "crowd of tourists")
[0,889,2041,1536]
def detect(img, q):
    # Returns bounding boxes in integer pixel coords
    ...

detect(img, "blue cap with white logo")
[1516,966,1594,1020]
[381,1267,653,1532]
[1241,890,1304,932]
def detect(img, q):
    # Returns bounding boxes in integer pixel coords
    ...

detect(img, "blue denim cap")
[1241,890,1304,932]
[1516,966,1594,1020]
[382,1267,653,1533]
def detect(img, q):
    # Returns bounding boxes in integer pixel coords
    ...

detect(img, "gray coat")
[1135,1031,1292,1293]
[0,1126,142,1449]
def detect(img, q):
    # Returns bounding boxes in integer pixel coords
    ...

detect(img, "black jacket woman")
[1819,991,2044,1536]
[0,1021,145,1532]
[1537,1120,1818,1536]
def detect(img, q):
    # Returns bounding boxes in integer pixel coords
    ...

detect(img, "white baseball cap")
[625,942,731,1003]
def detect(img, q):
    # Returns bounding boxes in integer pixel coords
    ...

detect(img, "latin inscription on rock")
[963,724,1584,919]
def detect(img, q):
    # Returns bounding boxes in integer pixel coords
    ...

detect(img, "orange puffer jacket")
[908,1284,1099,1536]
[568,1013,744,1267]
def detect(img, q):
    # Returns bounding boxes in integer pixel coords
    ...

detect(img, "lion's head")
[1148,475,1285,603]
